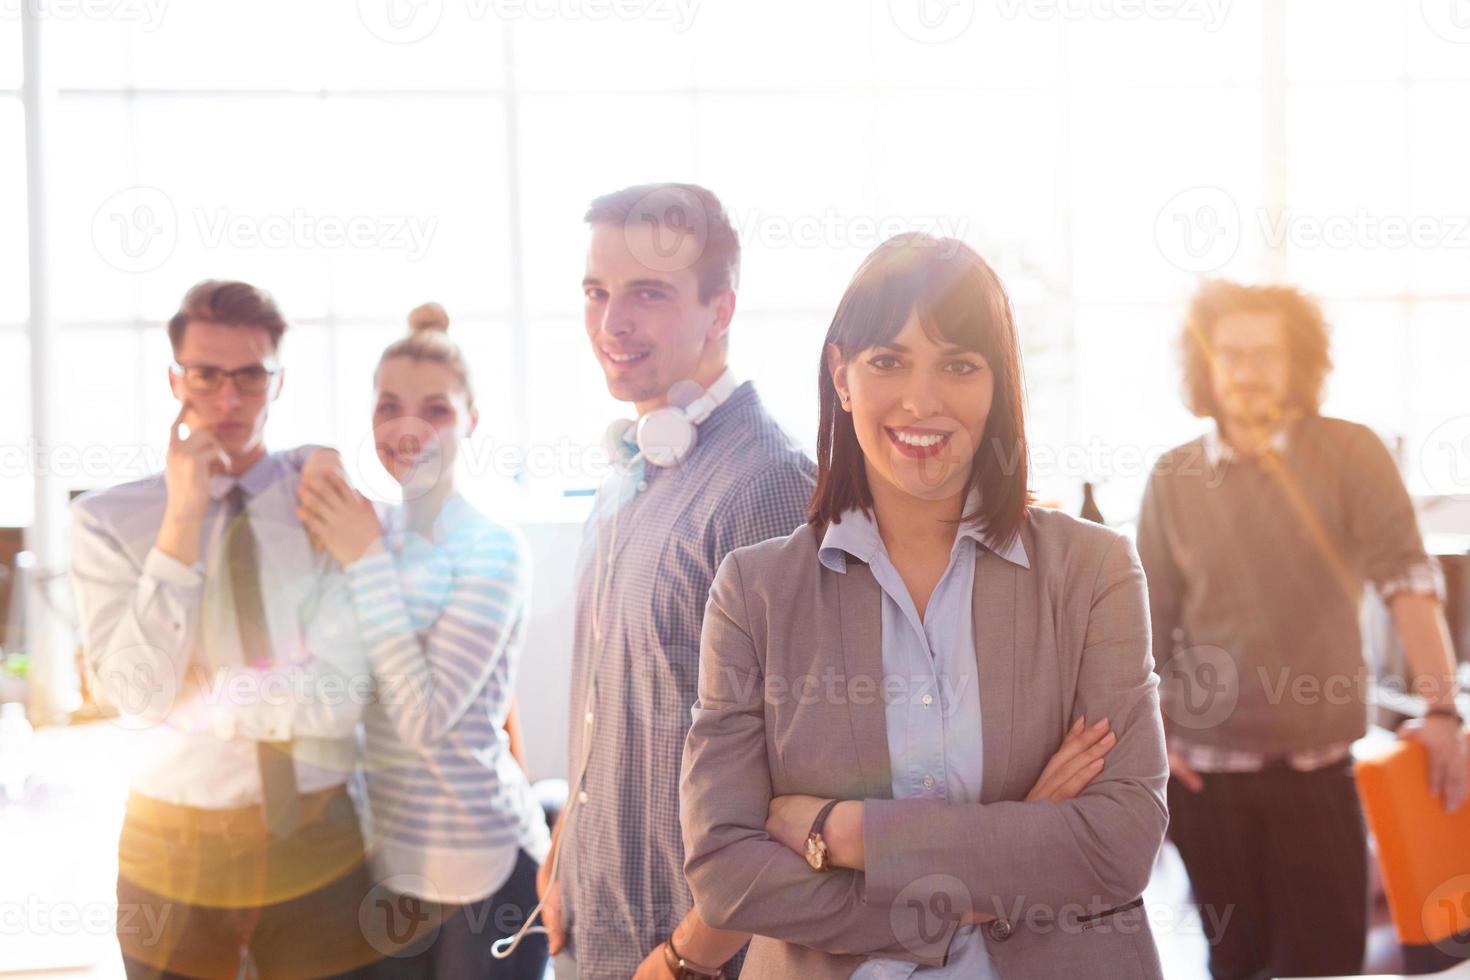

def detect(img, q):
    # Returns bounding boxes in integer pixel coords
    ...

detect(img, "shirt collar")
[695,380,757,440]
[817,489,1029,573]
[208,450,285,501]
[1203,420,1291,467]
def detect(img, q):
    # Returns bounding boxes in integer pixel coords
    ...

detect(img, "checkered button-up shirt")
[560,381,815,980]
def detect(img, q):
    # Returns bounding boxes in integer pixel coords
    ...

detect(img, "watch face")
[804,834,827,871]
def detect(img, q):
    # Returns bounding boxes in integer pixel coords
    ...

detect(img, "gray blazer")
[680,506,1168,979]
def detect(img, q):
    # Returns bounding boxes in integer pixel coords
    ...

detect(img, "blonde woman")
[296,305,550,978]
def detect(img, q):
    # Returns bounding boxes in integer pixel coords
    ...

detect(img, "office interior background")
[2,0,1469,976]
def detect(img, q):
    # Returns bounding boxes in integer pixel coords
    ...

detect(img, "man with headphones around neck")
[535,183,814,980]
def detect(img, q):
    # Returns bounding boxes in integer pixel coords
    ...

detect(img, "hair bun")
[408,302,450,334]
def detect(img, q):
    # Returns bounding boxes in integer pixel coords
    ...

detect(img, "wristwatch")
[662,936,723,979]
[804,798,842,872]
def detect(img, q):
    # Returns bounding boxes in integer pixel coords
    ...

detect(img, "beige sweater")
[1137,414,1431,754]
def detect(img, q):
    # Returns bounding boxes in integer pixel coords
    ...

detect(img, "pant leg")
[118,872,244,980]
[420,850,548,980]
[418,897,487,979]
[483,850,549,980]
[116,806,247,980]
[366,898,435,980]
[249,791,381,979]
[1261,761,1368,978]
[1167,771,1273,980]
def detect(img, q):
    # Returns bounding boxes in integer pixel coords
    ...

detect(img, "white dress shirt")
[70,451,369,808]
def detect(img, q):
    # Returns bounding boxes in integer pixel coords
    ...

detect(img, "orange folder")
[1355,740,1470,946]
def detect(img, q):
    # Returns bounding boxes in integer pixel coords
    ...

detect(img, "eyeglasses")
[170,362,280,395]
[1213,346,1287,371]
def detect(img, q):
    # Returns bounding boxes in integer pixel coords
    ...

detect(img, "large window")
[8,0,1469,530]
[2,13,28,524]
[1281,0,1470,505]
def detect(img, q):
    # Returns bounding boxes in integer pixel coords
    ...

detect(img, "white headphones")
[603,369,739,470]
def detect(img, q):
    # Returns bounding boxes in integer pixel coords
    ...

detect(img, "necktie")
[221,484,302,838]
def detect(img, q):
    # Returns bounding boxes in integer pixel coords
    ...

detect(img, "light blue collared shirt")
[818,499,1028,980]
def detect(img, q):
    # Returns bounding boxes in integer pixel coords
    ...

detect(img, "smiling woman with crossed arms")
[679,234,1169,979]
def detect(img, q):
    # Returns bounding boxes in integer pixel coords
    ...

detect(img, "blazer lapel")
[975,547,1017,804]
[836,560,893,800]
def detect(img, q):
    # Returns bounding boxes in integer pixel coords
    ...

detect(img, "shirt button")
[922,694,933,707]
[637,480,648,492]
[988,918,1014,942]
[578,790,589,804]
[923,774,936,789]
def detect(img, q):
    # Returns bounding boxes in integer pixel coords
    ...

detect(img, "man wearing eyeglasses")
[70,280,377,978]
[1137,280,1466,979]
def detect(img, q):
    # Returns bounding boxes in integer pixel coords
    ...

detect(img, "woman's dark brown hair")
[1181,279,1332,422]
[809,233,1032,550]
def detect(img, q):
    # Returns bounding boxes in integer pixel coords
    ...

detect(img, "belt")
[125,784,348,841]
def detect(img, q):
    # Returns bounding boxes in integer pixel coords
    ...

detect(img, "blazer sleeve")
[862,533,1169,918]
[680,549,960,966]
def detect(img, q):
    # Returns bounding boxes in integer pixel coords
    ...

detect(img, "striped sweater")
[345,492,550,899]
